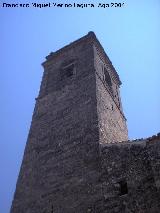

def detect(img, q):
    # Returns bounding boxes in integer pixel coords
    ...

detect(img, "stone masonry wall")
[98,135,160,213]
[94,45,128,144]
[11,36,102,213]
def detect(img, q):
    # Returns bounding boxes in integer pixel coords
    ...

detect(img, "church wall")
[99,137,160,212]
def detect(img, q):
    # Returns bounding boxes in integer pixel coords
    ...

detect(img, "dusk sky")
[1,0,160,212]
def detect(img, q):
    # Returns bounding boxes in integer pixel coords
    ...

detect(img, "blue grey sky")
[1,0,160,212]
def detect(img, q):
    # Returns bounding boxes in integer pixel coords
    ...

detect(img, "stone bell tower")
[11,32,128,213]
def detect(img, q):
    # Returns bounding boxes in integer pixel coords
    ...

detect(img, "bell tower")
[11,32,128,213]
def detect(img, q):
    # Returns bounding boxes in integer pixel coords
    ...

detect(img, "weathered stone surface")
[11,32,160,213]
[94,44,128,144]
[99,138,160,212]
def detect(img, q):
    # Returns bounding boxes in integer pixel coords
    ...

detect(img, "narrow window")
[101,65,105,81]
[51,205,54,213]
[104,67,112,87]
[119,180,128,195]
[65,65,74,77]
[61,63,74,80]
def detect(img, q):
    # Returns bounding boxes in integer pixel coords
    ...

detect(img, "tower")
[11,32,128,213]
